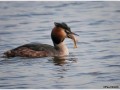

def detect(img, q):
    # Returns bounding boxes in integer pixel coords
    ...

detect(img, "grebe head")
[51,22,78,48]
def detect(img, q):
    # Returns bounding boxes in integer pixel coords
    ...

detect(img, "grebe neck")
[54,42,69,56]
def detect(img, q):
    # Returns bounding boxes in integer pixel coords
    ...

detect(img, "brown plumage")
[4,43,58,58]
[4,47,48,58]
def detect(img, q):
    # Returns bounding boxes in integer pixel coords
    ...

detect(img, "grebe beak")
[67,32,79,48]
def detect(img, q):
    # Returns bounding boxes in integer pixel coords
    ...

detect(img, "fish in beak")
[67,32,79,48]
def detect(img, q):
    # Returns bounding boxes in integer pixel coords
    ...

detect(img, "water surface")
[0,1,120,89]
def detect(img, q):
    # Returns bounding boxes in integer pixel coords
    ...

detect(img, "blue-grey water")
[0,1,120,89]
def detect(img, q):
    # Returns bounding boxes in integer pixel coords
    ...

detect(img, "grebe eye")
[65,30,71,34]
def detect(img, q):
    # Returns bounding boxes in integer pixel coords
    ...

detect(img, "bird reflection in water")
[50,56,78,82]
[51,56,77,66]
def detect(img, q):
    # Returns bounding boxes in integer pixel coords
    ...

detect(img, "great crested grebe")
[4,22,78,58]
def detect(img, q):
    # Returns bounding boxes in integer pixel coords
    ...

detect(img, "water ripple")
[97,55,120,59]
[0,32,12,35]
[88,20,106,25]
[44,3,69,8]
[3,24,17,28]
[76,72,108,76]
[115,10,120,13]
[1,12,54,19]
[107,65,120,67]
[93,39,111,43]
